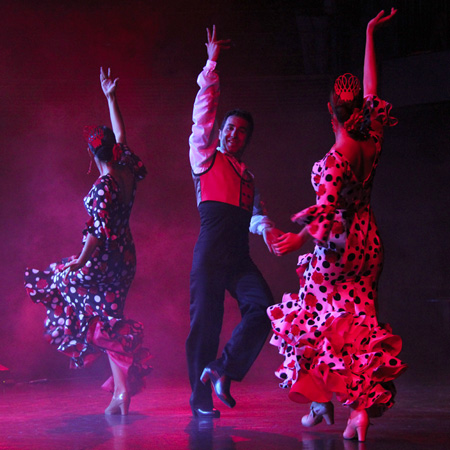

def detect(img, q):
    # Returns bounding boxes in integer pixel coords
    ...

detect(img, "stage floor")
[0,373,449,450]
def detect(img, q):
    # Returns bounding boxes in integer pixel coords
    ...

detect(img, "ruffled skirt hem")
[268,292,407,415]
[25,266,152,396]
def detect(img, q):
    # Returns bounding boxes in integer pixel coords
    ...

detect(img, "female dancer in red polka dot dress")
[25,68,151,416]
[267,9,407,442]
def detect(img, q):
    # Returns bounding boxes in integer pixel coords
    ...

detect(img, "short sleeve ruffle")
[291,205,348,250]
[291,151,350,249]
[84,177,116,241]
[117,144,147,181]
[364,95,398,144]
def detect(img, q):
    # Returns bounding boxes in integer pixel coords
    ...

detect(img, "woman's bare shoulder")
[334,138,360,165]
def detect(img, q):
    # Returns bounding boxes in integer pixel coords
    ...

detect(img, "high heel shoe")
[301,401,334,427]
[105,392,130,416]
[200,367,236,408]
[343,409,369,442]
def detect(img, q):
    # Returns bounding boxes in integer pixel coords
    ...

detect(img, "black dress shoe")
[200,367,236,408]
[191,406,221,418]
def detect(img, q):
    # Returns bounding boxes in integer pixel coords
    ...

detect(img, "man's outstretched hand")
[206,25,231,62]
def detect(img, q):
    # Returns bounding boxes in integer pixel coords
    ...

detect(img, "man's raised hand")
[206,25,231,62]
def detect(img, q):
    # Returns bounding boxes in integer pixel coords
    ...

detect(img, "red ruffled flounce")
[25,266,152,396]
[268,291,407,415]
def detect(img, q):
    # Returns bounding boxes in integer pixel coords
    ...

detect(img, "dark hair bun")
[83,125,116,162]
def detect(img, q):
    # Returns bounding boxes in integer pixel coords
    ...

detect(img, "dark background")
[1,0,449,386]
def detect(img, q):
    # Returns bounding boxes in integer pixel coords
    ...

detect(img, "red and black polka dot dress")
[25,145,151,394]
[267,96,407,414]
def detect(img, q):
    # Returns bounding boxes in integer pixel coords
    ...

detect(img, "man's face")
[219,115,250,156]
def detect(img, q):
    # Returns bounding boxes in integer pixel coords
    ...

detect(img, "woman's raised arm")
[363,8,397,97]
[100,67,126,144]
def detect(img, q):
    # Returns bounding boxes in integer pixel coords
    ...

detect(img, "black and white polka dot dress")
[25,145,151,394]
[267,96,407,415]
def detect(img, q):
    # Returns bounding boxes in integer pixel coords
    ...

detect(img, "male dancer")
[186,26,281,418]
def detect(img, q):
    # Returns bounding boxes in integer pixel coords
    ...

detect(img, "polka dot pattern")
[267,95,406,415]
[25,146,151,395]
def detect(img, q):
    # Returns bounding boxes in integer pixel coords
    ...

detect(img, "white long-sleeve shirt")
[189,60,274,235]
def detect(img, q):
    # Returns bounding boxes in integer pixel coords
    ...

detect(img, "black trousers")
[186,255,273,409]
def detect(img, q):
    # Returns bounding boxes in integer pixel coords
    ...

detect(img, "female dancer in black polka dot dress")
[25,68,151,416]
[267,9,407,442]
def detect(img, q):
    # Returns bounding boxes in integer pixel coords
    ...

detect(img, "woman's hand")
[100,67,119,99]
[272,230,309,256]
[262,227,284,254]
[63,233,100,275]
[100,67,126,143]
[63,258,84,273]
[364,8,397,96]
[367,8,397,34]
[206,25,231,62]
